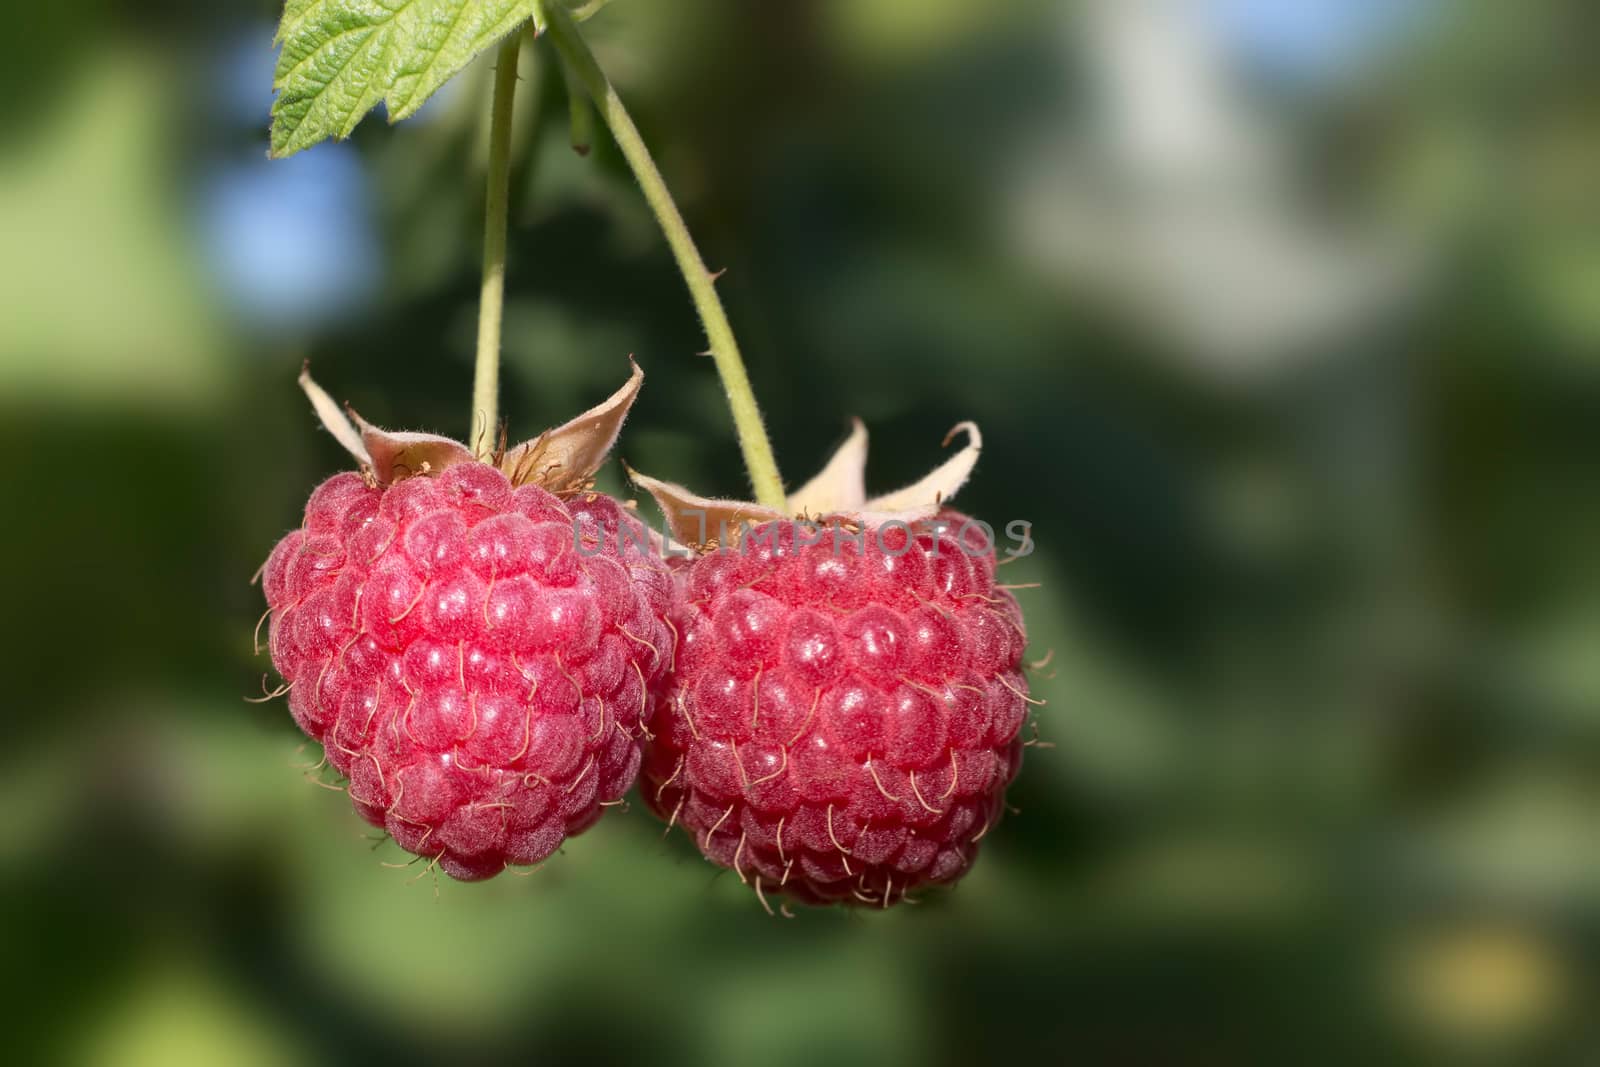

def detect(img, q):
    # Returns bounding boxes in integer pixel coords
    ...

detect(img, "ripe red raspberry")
[631,422,1032,908]
[260,366,673,880]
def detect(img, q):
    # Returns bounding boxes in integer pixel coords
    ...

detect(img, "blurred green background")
[3,0,1597,1063]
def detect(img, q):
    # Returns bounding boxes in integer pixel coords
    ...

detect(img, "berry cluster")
[260,380,1032,906]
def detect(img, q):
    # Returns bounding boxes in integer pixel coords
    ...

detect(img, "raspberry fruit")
[259,365,674,880]
[631,422,1032,907]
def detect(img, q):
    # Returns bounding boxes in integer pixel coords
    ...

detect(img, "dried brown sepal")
[349,411,478,485]
[625,466,787,550]
[296,362,644,491]
[630,419,984,555]
[861,421,982,516]
[298,364,372,469]
[786,417,868,517]
[499,360,644,494]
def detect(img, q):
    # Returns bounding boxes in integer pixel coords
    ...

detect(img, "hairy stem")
[542,6,786,509]
[470,34,524,459]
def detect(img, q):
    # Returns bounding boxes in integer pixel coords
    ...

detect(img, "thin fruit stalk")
[542,5,786,510]
[470,34,524,459]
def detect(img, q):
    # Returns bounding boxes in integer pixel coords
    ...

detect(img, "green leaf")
[269,0,540,158]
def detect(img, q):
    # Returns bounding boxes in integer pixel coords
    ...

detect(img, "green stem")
[470,35,523,459]
[558,55,595,157]
[541,6,787,510]
[567,0,613,21]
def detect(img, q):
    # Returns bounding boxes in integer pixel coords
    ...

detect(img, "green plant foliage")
[269,0,541,157]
